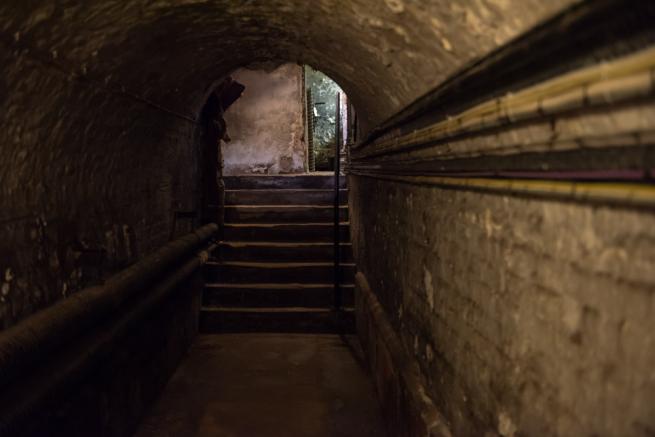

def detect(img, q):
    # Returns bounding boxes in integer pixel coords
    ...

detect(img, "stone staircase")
[200,174,355,333]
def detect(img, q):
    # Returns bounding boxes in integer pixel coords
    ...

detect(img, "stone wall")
[223,64,306,175]
[345,2,655,426]
[12,270,205,437]
[348,31,655,435]
[0,0,574,135]
[0,0,575,328]
[0,42,204,329]
[350,176,655,436]
[2,2,653,435]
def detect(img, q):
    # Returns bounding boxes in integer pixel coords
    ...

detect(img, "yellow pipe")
[357,46,655,158]
[349,172,655,207]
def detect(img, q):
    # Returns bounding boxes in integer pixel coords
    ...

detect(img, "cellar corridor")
[1,1,654,436]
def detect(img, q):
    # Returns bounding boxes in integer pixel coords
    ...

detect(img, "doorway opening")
[218,63,354,176]
[304,65,353,172]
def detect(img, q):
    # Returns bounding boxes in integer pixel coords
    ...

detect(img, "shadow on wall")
[222,63,306,175]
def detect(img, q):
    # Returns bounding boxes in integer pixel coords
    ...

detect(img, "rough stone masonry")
[1,1,654,436]
[0,0,571,327]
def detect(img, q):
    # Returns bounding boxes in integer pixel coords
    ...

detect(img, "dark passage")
[1,1,655,436]
[135,334,385,437]
[134,173,376,436]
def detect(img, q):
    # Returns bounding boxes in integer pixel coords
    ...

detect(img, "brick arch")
[2,0,573,134]
[0,0,573,326]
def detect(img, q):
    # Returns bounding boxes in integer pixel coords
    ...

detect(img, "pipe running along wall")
[0,0,575,328]
[0,224,217,436]
[1,0,655,436]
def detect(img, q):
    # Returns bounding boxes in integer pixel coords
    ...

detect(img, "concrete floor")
[135,334,386,437]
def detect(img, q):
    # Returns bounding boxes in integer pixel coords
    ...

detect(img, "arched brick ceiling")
[1,0,576,133]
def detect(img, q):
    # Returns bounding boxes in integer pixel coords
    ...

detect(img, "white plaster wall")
[223,64,306,175]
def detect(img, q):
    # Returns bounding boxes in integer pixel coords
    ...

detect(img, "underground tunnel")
[1,0,655,436]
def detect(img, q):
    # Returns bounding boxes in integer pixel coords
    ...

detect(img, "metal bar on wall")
[334,93,342,310]
[349,171,655,209]
[0,224,218,435]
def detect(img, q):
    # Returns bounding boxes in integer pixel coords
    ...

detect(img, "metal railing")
[333,93,342,311]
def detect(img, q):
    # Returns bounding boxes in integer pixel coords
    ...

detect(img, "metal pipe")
[360,0,655,147]
[355,272,452,437]
[0,223,218,392]
[347,167,655,181]
[354,46,655,161]
[0,242,216,436]
[349,171,655,209]
[334,93,342,310]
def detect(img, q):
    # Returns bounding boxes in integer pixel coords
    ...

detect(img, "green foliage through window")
[305,66,343,170]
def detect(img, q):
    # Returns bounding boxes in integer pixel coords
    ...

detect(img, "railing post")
[334,93,342,311]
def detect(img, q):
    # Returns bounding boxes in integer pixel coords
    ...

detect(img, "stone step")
[225,189,348,206]
[224,174,346,190]
[223,223,350,243]
[199,306,355,333]
[203,283,355,307]
[224,205,348,224]
[216,242,353,262]
[205,261,356,284]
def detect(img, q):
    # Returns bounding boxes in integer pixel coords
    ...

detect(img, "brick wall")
[0,45,202,328]
[348,30,655,434]
[2,2,652,435]
[350,174,655,436]
[0,0,576,328]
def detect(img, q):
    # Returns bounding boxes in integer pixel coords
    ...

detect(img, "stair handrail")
[334,92,342,311]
